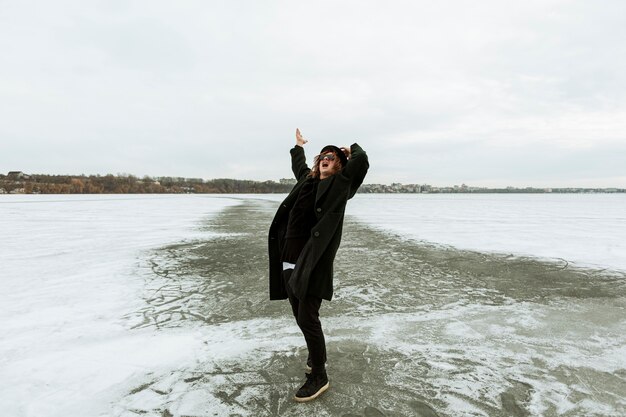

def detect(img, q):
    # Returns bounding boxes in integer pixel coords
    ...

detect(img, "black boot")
[294,372,329,402]
[305,357,328,372]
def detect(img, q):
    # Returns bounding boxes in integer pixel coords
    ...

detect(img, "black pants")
[282,269,327,374]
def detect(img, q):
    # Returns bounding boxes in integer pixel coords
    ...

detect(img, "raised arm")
[290,128,311,181]
[342,143,369,199]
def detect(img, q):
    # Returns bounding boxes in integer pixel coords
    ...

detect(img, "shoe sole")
[294,381,330,403]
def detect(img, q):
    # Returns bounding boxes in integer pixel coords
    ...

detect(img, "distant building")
[7,171,31,180]
[279,178,297,185]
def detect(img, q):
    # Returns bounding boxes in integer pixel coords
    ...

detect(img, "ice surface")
[0,195,239,417]
[347,193,626,272]
[2,194,624,417]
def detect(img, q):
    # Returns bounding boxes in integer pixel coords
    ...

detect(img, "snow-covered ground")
[0,195,239,417]
[1,194,624,416]
[347,193,626,272]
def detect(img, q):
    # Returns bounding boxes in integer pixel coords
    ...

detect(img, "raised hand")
[296,128,308,147]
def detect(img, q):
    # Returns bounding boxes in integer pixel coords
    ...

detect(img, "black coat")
[268,143,369,301]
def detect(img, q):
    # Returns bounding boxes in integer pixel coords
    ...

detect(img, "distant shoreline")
[1,172,624,194]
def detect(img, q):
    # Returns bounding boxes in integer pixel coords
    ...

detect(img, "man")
[268,128,369,402]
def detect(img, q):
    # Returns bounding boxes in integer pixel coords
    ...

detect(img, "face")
[318,152,338,179]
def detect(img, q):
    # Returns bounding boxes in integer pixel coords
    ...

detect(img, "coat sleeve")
[290,145,311,181]
[342,143,369,198]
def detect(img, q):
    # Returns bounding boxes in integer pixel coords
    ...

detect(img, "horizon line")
[2,171,625,190]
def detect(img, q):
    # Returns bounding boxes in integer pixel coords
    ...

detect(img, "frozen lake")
[1,194,624,417]
[348,193,626,272]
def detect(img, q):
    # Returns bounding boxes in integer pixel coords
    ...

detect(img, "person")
[268,128,369,402]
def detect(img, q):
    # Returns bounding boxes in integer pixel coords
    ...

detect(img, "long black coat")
[268,143,369,301]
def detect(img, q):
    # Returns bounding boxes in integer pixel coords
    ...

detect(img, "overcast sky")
[1,0,625,187]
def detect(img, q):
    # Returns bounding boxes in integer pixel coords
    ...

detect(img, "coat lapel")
[315,176,333,205]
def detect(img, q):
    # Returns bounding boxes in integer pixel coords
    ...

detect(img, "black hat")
[319,145,348,166]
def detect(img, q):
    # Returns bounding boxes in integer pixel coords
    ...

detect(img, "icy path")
[115,199,624,417]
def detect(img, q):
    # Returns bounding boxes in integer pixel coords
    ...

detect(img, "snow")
[1,193,624,417]
[0,195,239,417]
[348,193,626,272]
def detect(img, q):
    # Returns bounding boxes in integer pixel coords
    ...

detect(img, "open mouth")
[321,162,329,169]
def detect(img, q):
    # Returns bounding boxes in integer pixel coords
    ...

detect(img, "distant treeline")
[1,173,623,194]
[0,174,294,194]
